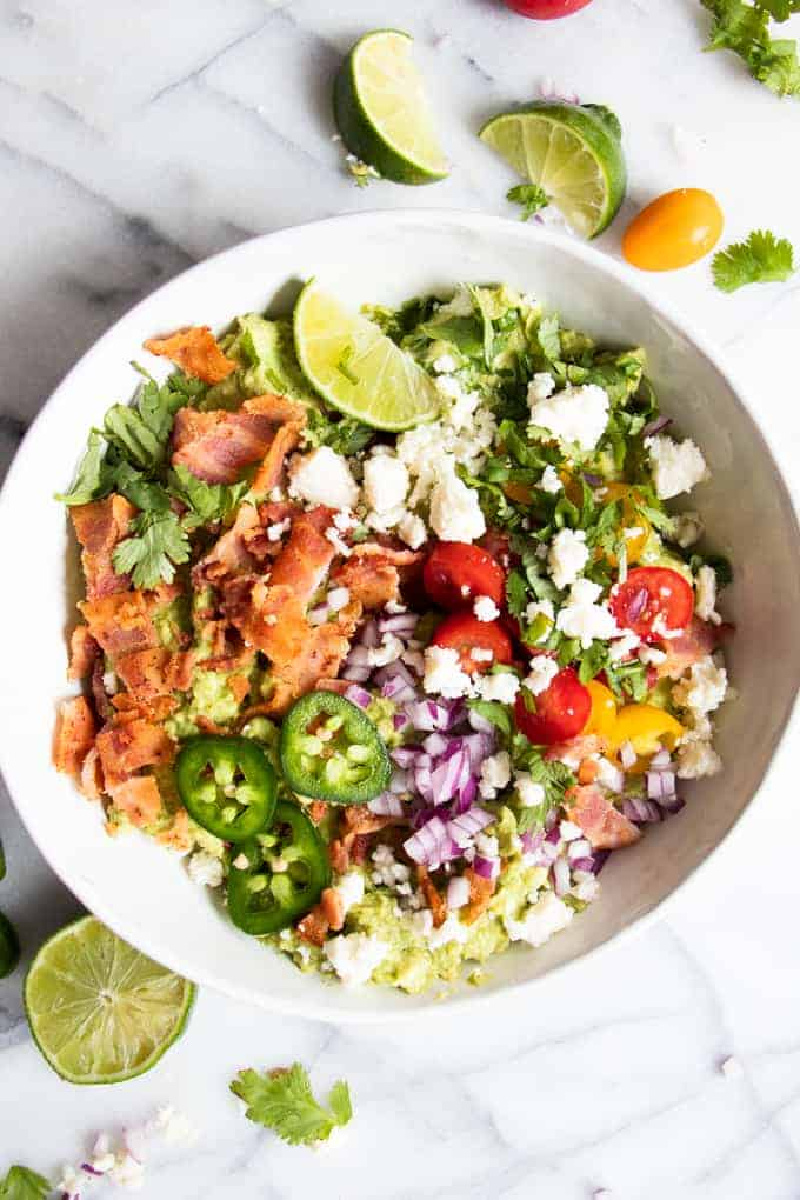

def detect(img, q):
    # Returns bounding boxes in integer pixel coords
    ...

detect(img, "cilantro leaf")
[689,550,734,588]
[304,406,374,456]
[712,229,795,292]
[468,699,514,737]
[701,0,800,96]
[511,740,576,829]
[55,431,112,505]
[169,465,250,528]
[0,1165,51,1200]
[231,1063,353,1147]
[103,371,194,472]
[537,314,561,361]
[112,510,191,589]
[507,183,549,221]
[759,0,800,16]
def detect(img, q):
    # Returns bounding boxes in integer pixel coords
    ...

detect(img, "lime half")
[25,916,195,1085]
[480,102,627,239]
[294,282,441,431]
[334,29,448,185]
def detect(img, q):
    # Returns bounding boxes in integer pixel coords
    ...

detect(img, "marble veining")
[1,1,799,1195]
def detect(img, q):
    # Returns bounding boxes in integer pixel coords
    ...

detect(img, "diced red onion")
[391,746,426,769]
[360,619,379,648]
[378,613,419,636]
[406,698,468,733]
[413,760,435,802]
[447,806,493,847]
[368,793,405,816]
[374,660,416,689]
[592,850,610,874]
[405,815,447,863]
[545,824,561,845]
[344,684,372,709]
[646,770,676,800]
[430,747,471,806]
[650,748,672,769]
[660,796,686,816]
[570,856,596,872]
[424,732,449,756]
[451,774,477,816]
[473,855,499,881]
[642,415,672,439]
[460,731,496,768]
[567,838,593,863]
[344,644,373,680]
[520,830,545,855]
[446,874,470,910]
[553,856,571,896]
[626,587,649,624]
[389,767,410,794]
[619,741,637,769]
[393,711,411,733]
[380,676,417,703]
[623,796,663,823]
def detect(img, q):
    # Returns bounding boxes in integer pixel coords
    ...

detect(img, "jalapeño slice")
[175,735,276,843]
[279,691,391,805]
[227,802,330,936]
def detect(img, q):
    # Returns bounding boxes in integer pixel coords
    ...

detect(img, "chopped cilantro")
[112,510,191,589]
[507,183,549,221]
[701,0,800,97]
[231,1062,353,1147]
[712,230,795,292]
[55,431,111,506]
[169,465,251,528]
[468,699,514,737]
[0,1165,50,1200]
[537,314,561,361]
[304,406,374,456]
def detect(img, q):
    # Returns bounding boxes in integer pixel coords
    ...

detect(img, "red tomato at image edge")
[513,667,592,745]
[504,0,593,18]
[423,541,506,610]
[431,613,514,675]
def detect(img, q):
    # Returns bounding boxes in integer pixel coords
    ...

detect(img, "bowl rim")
[1,208,798,1024]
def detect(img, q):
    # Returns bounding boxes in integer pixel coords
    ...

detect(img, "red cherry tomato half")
[514,667,592,746]
[423,542,506,611]
[504,0,593,17]
[431,613,514,675]
[609,566,694,642]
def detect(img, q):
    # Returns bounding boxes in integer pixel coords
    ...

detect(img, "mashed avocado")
[166,668,249,740]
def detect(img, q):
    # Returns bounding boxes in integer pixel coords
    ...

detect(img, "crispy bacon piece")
[172,394,305,486]
[95,719,173,788]
[297,907,329,947]
[342,808,394,837]
[144,326,236,384]
[330,542,425,610]
[320,887,346,933]
[68,625,100,682]
[544,734,606,769]
[565,784,641,850]
[111,693,177,724]
[267,507,336,604]
[263,614,358,716]
[107,776,163,828]
[70,494,136,599]
[156,808,192,851]
[195,504,263,584]
[113,649,196,702]
[79,589,170,659]
[655,617,719,681]
[53,697,97,776]
[462,867,495,926]
[417,866,447,928]
[308,801,329,825]
[91,658,113,724]
[78,747,104,800]
[329,838,349,874]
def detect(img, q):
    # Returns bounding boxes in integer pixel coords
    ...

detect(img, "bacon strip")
[462,867,495,925]
[330,543,425,610]
[565,784,641,850]
[79,586,177,660]
[95,719,173,788]
[144,326,236,384]
[417,866,447,928]
[53,697,97,776]
[172,394,305,487]
[107,776,163,828]
[113,649,196,703]
[68,626,100,682]
[70,494,136,599]
[655,617,719,681]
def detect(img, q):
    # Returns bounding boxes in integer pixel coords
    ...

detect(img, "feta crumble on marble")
[524,655,559,695]
[288,446,359,509]
[505,891,574,947]
[646,434,708,500]
[528,383,609,451]
[324,933,388,986]
[548,527,589,590]
[556,578,619,649]
[474,594,500,622]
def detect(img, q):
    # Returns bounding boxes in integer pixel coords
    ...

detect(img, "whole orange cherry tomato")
[622,189,724,272]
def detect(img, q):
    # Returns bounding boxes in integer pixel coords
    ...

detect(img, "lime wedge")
[334,29,448,185]
[480,102,627,239]
[294,282,441,431]
[24,916,194,1085]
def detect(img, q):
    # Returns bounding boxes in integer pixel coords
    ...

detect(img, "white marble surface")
[1,0,800,1195]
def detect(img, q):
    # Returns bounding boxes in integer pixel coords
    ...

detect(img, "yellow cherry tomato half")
[585,681,618,740]
[597,483,651,566]
[622,189,724,272]
[608,704,685,757]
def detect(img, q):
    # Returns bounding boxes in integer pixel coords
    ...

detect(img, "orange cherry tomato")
[622,189,724,272]
[597,483,651,566]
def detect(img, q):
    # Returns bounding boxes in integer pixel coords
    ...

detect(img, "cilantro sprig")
[507,183,549,221]
[231,1063,353,1147]
[712,229,795,292]
[0,1165,50,1200]
[701,0,800,97]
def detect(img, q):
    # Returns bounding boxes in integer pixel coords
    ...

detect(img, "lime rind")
[24,916,195,1085]
[334,29,448,186]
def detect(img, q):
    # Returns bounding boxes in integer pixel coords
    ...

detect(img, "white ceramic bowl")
[1,212,798,1022]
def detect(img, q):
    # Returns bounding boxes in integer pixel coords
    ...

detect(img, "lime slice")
[334,29,448,185]
[294,282,441,431]
[480,102,627,239]
[24,916,194,1085]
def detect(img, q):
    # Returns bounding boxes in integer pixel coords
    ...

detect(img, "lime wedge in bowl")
[480,102,627,238]
[334,29,448,185]
[25,916,195,1085]
[294,281,441,431]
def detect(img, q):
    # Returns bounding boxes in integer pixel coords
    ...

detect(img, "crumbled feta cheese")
[363,453,409,514]
[525,598,555,642]
[110,1153,145,1189]
[676,732,722,779]
[695,565,721,625]
[432,353,458,374]
[638,644,667,666]
[366,633,404,668]
[524,655,559,695]
[672,656,728,716]
[573,873,600,903]
[266,518,291,542]
[595,757,624,792]
[474,595,500,622]
[423,645,475,699]
[186,851,223,889]
[538,464,562,494]
[672,511,704,548]
[720,1055,744,1079]
[334,871,365,918]
[474,671,520,704]
[429,469,486,543]
[332,508,358,533]
[153,1105,199,1147]
[397,511,427,549]
[327,586,350,613]
[505,891,574,946]
[527,372,556,406]
[548,527,589,589]
[556,578,619,649]
[475,833,500,858]
[515,773,546,807]
[324,933,388,985]
[529,383,609,451]
[609,628,641,662]
[288,446,359,509]
[325,526,352,557]
[559,819,584,841]
[471,647,494,663]
[646,434,708,500]
[479,751,511,799]
[427,912,469,949]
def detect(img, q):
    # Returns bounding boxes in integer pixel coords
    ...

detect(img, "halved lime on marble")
[294,282,441,431]
[24,916,195,1085]
[334,29,448,185]
[480,102,627,238]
